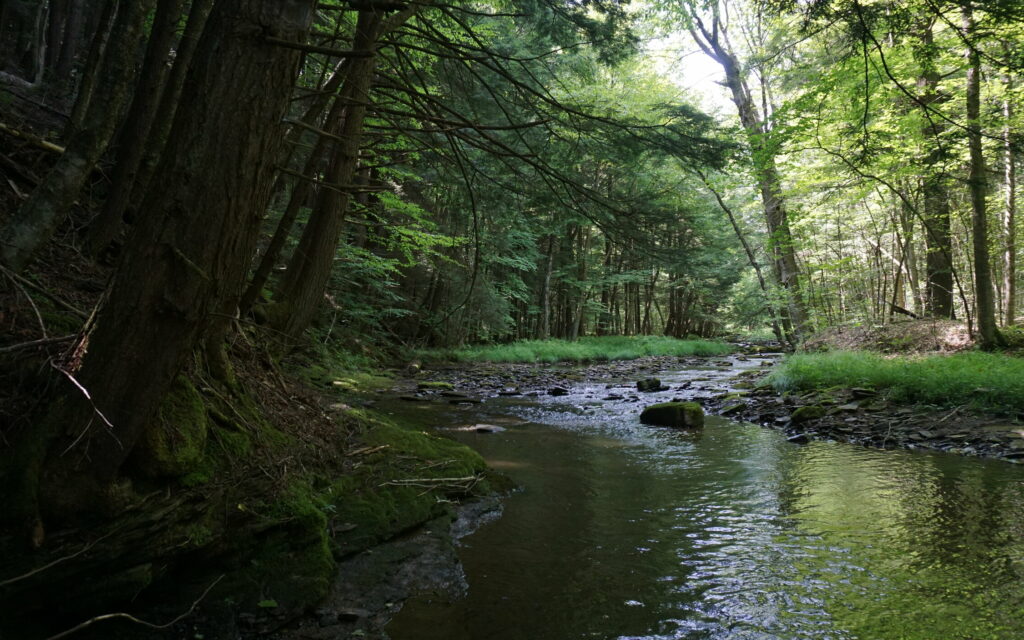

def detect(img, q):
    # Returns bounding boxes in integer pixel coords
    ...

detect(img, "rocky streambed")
[399,350,1024,463]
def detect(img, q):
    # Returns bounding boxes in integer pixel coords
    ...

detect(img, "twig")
[0,264,87,319]
[50,361,121,450]
[347,444,389,456]
[0,335,74,354]
[3,267,47,337]
[44,574,224,640]
[938,406,965,423]
[0,530,117,587]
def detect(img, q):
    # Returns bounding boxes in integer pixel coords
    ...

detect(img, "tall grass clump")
[770,351,1024,413]
[418,336,732,364]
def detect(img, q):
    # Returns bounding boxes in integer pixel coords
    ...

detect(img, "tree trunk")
[917,22,955,319]
[122,0,215,223]
[34,0,314,519]
[240,69,353,316]
[690,14,808,341]
[537,233,557,340]
[86,0,189,256]
[1003,61,1017,325]
[65,0,115,138]
[964,6,998,347]
[273,9,384,340]
[55,0,84,80]
[0,0,153,273]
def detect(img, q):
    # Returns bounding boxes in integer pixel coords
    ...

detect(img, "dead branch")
[0,264,88,319]
[0,529,116,587]
[0,335,74,354]
[44,574,224,640]
[0,121,65,154]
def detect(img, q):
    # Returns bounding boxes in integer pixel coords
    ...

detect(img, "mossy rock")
[640,402,704,429]
[791,405,826,424]
[417,381,455,391]
[131,376,208,478]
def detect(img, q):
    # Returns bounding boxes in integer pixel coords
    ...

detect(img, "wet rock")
[604,394,624,400]
[473,424,506,433]
[497,388,521,396]
[720,403,746,416]
[640,402,704,429]
[850,387,877,399]
[399,395,429,402]
[787,433,810,444]
[637,378,668,392]
[440,391,469,398]
[548,387,570,396]
[791,405,826,424]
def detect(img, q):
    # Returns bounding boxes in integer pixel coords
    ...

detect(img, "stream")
[378,357,1024,640]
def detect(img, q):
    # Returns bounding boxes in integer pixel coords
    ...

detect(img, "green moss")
[324,418,487,554]
[791,405,826,423]
[639,402,705,429]
[130,376,208,478]
[416,381,455,390]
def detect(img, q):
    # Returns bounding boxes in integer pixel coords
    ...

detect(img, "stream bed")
[379,360,1024,640]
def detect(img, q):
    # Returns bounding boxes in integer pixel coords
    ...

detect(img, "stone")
[787,433,810,444]
[790,405,826,424]
[548,387,570,396]
[639,402,704,429]
[720,402,746,416]
[637,378,667,392]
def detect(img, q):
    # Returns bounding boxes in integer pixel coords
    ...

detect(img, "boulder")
[640,402,704,429]
[637,378,667,392]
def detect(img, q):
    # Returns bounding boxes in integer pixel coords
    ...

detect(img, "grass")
[417,335,733,364]
[769,350,1024,413]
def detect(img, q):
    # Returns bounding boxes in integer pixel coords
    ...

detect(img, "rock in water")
[637,378,666,392]
[548,387,570,396]
[640,402,704,429]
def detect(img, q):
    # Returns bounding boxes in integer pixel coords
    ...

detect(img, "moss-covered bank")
[0,354,498,639]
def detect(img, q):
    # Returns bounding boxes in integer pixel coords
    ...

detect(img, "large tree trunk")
[0,0,153,273]
[689,12,808,342]
[273,9,383,340]
[916,22,955,319]
[536,233,557,340]
[64,0,115,138]
[239,64,353,316]
[964,6,998,347]
[122,0,216,224]
[86,0,189,256]
[32,0,314,520]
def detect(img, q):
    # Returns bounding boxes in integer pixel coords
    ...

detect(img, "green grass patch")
[418,336,733,364]
[769,350,1024,413]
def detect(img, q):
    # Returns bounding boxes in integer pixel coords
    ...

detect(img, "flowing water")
[382,361,1024,640]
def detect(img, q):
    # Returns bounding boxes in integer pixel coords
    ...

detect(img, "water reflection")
[384,399,1024,640]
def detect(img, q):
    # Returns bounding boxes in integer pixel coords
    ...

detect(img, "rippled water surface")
[384,372,1024,640]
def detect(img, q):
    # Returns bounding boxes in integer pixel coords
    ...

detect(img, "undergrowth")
[770,350,1024,413]
[418,336,733,364]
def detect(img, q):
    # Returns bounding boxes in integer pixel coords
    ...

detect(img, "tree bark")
[964,6,998,347]
[86,0,189,256]
[35,0,315,518]
[273,9,384,340]
[916,22,955,319]
[65,0,115,138]
[122,0,215,224]
[0,0,153,273]
[1003,60,1017,325]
